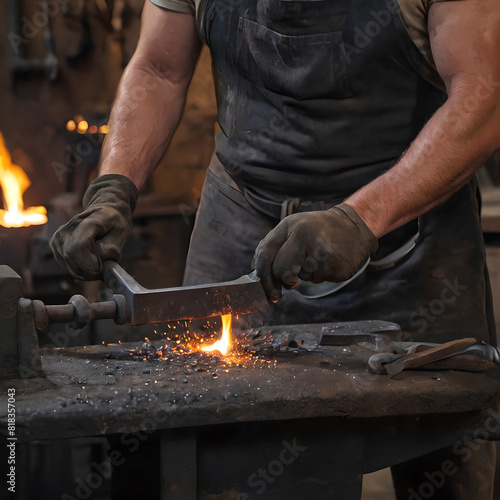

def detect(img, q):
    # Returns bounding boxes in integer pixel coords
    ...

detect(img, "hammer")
[0,262,270,379]
[13,261,270,330]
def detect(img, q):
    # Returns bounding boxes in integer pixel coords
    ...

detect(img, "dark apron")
[184,0,495,344]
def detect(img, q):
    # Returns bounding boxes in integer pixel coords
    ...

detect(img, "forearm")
[99,59,192,188]
[346,0,500,239]
[97,4,202,189]
[346,90,500,238]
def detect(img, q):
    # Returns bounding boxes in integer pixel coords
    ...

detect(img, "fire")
[201,313,232,355]
[0,133,47,228]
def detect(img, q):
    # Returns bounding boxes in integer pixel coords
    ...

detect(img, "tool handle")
[403,337,477,370]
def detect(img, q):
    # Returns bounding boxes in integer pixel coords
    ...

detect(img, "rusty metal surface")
[1,330,499,442]
[259,321,402,350]
[17,299,42,379]
[0,265,23,379]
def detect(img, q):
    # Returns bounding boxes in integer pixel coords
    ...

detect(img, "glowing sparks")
[0,133,47,228]
[201,314,232,355]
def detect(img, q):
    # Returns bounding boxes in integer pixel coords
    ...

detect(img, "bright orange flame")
[201,314,232,355]
[0,133,47,228]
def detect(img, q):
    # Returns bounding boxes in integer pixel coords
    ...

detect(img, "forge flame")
[201,313,233,355]
[0,132,47,228]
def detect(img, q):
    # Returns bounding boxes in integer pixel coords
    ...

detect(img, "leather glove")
[50,174,139,280]
[253,203,379,302]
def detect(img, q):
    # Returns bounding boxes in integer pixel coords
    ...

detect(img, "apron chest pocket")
[236,17,352,100]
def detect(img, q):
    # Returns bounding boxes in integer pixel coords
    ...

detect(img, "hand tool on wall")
[61,0,92,63]
[7,0,59,88]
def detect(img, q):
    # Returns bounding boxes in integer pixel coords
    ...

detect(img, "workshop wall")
[0,0,217,300]
[0,0,216,207]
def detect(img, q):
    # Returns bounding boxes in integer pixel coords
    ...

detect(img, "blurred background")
[0,1,499,499]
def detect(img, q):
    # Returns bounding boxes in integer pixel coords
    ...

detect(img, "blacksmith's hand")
[50,174,139,280]
[253,203,378,302]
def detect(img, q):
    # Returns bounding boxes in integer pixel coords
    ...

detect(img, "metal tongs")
[368,338,500,378]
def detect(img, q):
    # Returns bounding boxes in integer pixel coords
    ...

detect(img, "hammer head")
[103,261,270,326]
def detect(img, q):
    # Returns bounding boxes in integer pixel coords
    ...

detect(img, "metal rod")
[33,299,118,330]
[89,301,117,321]
[44,304,75,323]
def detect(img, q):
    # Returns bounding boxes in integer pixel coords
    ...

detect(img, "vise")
[0,261,269,380]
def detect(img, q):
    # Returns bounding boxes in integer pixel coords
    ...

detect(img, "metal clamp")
[32,295,125,330]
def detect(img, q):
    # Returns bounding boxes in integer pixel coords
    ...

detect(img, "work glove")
[50,174,139,280]
[253,203,379,302]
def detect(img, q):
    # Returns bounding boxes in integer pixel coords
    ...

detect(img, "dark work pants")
[182,162,496,500]
[185,158,495,346]
[110,162,496,500]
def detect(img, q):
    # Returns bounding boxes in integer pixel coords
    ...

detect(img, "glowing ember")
[201,314,232,355]
[66,120,76,132]
[0,133,47,228]
[66,119,109,135]
[77,120,89,134]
